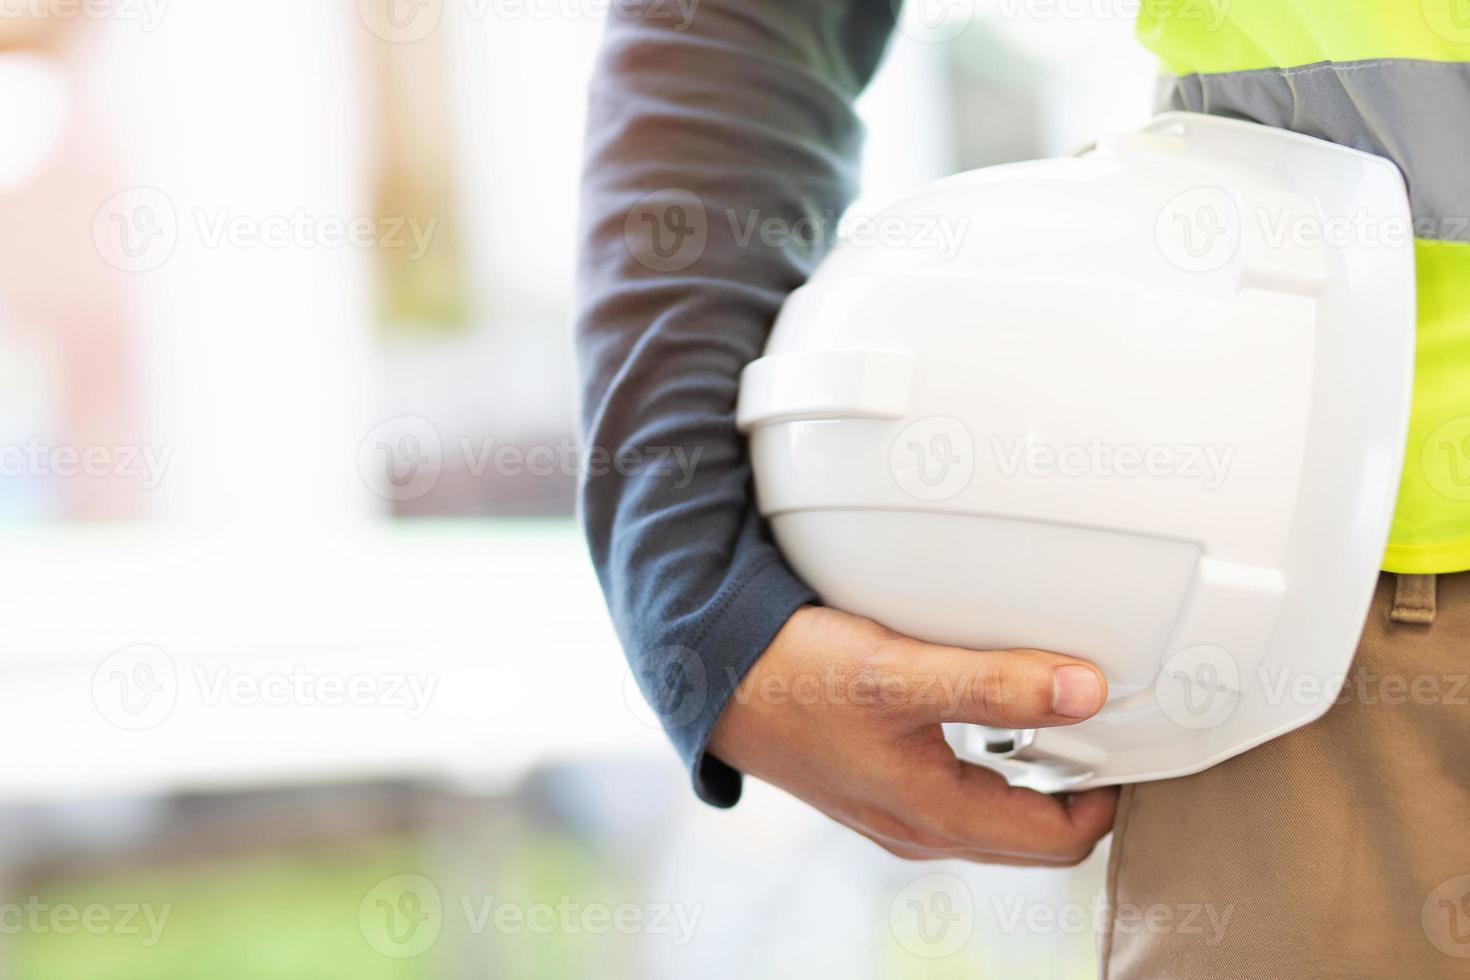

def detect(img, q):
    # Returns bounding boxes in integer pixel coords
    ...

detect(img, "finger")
[1059,787,1121,843]
[800,792,1085,868]
[829,811,1086,867]
[914,761,1119,862]
[874,638,1108,729]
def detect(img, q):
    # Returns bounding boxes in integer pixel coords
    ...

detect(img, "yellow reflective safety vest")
[1139,1,1470,573]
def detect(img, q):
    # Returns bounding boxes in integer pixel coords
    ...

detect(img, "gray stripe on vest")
[1159,59,1470,243]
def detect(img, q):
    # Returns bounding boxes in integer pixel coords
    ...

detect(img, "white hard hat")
[737,113,1416,792]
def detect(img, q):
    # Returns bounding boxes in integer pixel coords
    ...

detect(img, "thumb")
[885,639,1108,730]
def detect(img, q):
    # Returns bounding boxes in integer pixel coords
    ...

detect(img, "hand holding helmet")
[710,605,1118,864]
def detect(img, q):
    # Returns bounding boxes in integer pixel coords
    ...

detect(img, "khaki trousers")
[1102,572,1470,979]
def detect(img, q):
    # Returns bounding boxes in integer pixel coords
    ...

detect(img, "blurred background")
[0,1,1155,976]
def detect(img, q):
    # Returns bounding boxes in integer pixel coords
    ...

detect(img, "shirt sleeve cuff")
[673,554,817,808]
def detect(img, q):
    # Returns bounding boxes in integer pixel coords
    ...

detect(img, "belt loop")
[1390,574,1438,625]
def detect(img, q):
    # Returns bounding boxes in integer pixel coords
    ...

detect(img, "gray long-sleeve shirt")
[575,0,898,805]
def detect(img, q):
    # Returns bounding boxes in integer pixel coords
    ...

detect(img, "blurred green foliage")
[5,820,643,980]
[9,842,436,980]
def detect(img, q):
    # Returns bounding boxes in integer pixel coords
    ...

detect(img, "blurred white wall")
[97,3,380,526]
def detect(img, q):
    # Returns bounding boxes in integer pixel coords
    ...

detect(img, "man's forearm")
[574,0,897,805]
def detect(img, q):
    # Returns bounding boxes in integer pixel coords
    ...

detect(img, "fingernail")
[1052,666,1103,719]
